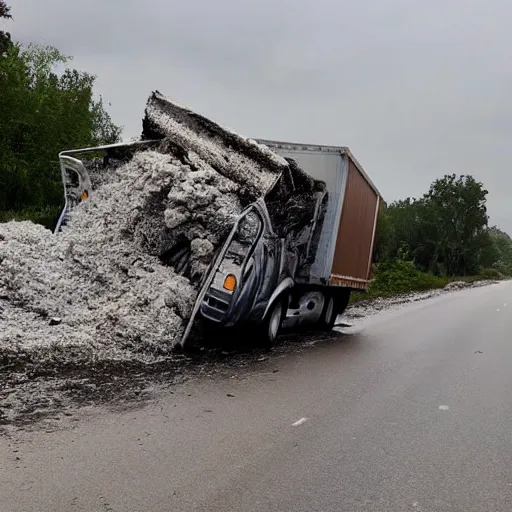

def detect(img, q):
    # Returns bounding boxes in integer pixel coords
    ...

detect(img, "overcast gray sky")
[5,0,512,232]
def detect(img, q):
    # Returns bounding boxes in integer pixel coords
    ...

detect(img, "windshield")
[225,209,262,266]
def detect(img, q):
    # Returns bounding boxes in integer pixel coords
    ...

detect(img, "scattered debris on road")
[344,280,498,323]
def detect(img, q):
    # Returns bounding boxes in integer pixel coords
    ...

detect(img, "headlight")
[223,274,237,292]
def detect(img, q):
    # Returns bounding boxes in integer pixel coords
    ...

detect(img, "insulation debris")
[0,91,294,370]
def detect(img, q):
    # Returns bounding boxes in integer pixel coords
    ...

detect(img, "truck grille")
[204,295,229,312]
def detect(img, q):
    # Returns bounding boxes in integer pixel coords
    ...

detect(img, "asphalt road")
[2,282,512,512]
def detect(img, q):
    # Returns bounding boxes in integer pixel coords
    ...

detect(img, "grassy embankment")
[350,259,503,304]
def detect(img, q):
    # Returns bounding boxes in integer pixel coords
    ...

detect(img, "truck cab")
[196,200,295,344]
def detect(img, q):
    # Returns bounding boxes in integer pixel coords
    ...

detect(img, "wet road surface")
[2,281,512,511]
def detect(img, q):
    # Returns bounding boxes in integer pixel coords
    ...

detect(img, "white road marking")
[292,417,308,427]
[439,405,449,411]
[505,303,508,308]
[497,309,501,312]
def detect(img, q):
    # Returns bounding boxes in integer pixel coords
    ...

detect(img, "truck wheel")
[262,299,284,347]
[319,295,338,331]
[319,290,351,331]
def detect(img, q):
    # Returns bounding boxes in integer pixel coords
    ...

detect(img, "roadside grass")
[350,259,502,305]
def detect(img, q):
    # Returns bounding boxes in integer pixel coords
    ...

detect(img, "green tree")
[480,226,512,276]
[423,174,488,276]
[379,198,435,270]
[372,202,391,263]
[0,1,11,54]
[0,43,122,213]
[373,174,496,278]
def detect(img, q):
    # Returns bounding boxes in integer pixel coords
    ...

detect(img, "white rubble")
[343,279,498,323]
[0,90,306,375]
[0,147,245,369]
[144,91,288,200]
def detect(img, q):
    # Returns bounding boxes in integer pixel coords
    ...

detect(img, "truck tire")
[261,298,285,347]
[319,295,338,331]
[319,290,350,331]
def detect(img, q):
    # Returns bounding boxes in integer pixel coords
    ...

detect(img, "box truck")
[55,92,382,348]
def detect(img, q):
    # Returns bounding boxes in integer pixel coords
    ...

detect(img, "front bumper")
[200,288,233,324]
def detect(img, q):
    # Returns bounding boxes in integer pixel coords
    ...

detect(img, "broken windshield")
[225,210,262,266]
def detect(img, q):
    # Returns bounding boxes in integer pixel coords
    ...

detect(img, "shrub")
[368,259,448,297]
[479,268,503,280]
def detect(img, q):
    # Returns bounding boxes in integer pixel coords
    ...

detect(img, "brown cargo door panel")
[331,157,379,289]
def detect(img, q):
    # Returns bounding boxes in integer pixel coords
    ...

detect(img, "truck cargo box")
[256,140,381,290]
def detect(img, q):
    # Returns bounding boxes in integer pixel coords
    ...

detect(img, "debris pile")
[443,281,471,291]
[0,92,290,372]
